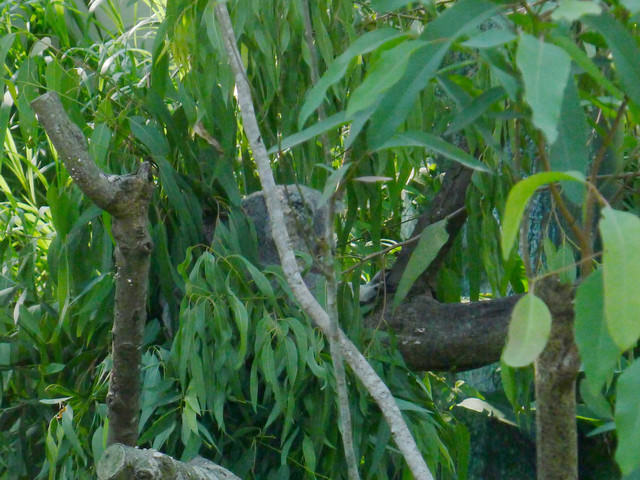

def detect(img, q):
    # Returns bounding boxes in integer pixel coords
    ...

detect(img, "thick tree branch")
[32,92,154,446]
[214,4,434,479]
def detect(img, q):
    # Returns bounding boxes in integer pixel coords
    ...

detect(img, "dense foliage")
[1,0,640,478]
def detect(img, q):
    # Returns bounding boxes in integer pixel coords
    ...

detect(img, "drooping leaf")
[599,207,640,351]
[347,39,427,117]
[615,359,640,474]
[319,163,351,206]
[268,112,348,154]
[549,78,588,204]
[298,28,406,128]
[501,171,584,260]
[502,293,552,367]
[444,86,506,135]
[548,34,623,100]
[583,13,640,108]
[393,219,449,308]
[574,269,621,394]
[376,130,490,172]
[516,33,571,144]
[367,0,499,147]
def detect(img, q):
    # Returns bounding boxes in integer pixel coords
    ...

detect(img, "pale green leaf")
[393,219,449,308]
[516,33,571,144]
[615,359,640,474]
[376,130,490,172]
[501,171,584,260]
[599,207,640,351]
[298,28,406,128]
[461,29,516,49]
[502,293,552,367]
[370,0,414,13]
[574,269,621,394]
[89,123,112,168]
[551,0,602,22]
[347,40,427,117]
[583,13,640,108]
[621,0,640,14]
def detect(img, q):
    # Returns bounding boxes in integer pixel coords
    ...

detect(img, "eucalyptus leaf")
[599,207,640,351]
[615,359,640,474]
[574,269,621,394]
[502,293,552,367]
[393,219,449,308]
[501,171,584,260]
[516,33,571,144]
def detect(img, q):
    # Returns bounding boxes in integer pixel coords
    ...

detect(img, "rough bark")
[96,444,241,480]
[374,294,521,371]
[32,92,155,446]
[534,277,580,480]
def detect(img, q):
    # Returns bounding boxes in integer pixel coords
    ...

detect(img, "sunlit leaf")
[501,171,584,260]
[574,269,621,394]
[516,33,571,144]
[502,293,552,367]
[599,207,640,351]
[268,112,348,154]
[393,219,449,308]
[615,359,640,474]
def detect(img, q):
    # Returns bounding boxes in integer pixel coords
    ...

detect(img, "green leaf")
[599,207,640,351]
[615,359,640,474]
[516,33,571,144]
[228,291,249,368]
[89,123,112,168]
[548,34,623,100]
[268,112,348,154]
[129,117,169,157]
[302,434,317,473]
[319,163,351,206]
[501,171,584,260]
[393,219,449,308]
[621,0,640,14]
[347,40,427,117]
[549,78,588,204]
[367,0,498,147]
[543,239,576,285]
[574,269,620,394]
[370,0,415,13]
[583,13,640,108]
[461,29,517,49]
[376,130,490,172]
[60,407,87,462]
[444,86,506,135]
[551,1,601,22]
[298,28,406,128]
[502,293,552,367]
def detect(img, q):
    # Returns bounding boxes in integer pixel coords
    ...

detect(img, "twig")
[213,5,433,480]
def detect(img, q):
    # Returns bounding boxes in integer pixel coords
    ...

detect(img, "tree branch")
[214,4,434,479]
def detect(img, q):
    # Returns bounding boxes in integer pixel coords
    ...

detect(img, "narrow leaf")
[501,171,584,260]
[298,28,406,128]
[393,219,449,308]
[319,163,351,206]
[615,359,640,474]
[376,130,490,172]
[516,33,571,144]
[461,29,516,49]
[502,293,552,367]
[574,269,621,394]
[583,13,640,108]
[347,40,428,117]
[445,86,506,135]
[551,1,601,22]
[599,207,640,351]
[268,112,347,154]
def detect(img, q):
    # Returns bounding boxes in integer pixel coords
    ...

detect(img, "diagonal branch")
[213,4,434,480]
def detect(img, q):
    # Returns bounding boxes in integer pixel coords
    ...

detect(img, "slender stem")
[214,5,433,479]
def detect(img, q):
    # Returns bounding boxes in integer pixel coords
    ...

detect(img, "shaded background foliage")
[1,0,639,478]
